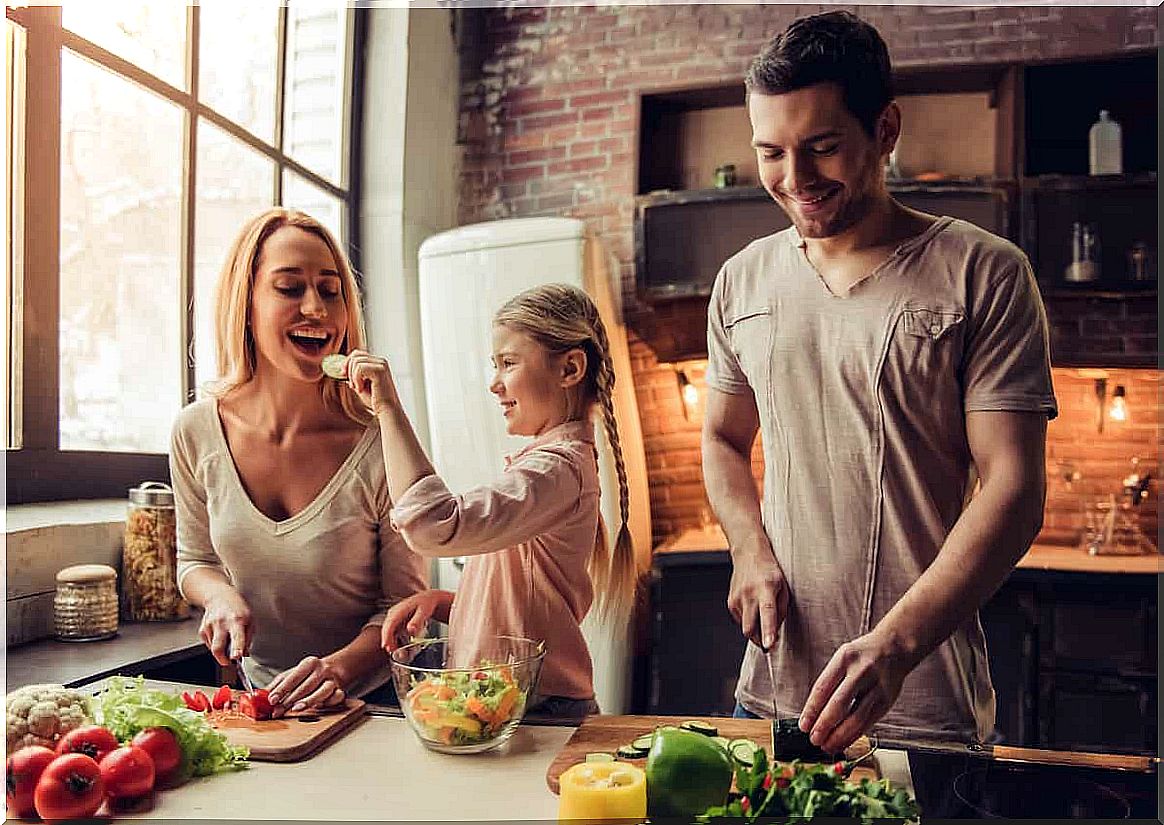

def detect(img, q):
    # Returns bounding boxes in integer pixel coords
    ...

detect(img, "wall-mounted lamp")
[1109,385,1129,423]
[676,369,700,421]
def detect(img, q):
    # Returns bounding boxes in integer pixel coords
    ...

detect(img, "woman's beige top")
[171,398,429,698]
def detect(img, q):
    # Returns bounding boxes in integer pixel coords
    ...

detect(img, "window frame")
[6,5,364,504]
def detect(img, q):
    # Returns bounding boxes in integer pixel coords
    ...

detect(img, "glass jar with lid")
[123,481,189,621]
[55,564,119,641]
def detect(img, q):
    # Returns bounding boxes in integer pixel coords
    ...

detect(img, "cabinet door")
[980,583,1037,745]
[645,560,746,716]
[1037,670,1156,753]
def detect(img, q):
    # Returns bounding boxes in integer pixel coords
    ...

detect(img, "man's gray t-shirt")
[706,217,1057,741]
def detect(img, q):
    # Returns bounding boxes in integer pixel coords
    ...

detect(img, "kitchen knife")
[235,657,257,695]
[763,645,779,748]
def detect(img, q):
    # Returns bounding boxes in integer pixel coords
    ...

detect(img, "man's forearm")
[702,433,769,557]
[873,477,1044,666]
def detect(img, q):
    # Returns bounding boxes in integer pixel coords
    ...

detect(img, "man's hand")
[727,543,789,651]
[798,629,918,753]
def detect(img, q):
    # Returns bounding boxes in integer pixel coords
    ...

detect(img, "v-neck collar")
[209,398,376,534]
[792,216,953,298]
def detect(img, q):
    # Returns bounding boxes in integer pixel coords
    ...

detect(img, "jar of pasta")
[122,481,189,621]
[54,564,119,641]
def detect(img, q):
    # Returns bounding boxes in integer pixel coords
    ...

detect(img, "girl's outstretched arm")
[343,349,436,503]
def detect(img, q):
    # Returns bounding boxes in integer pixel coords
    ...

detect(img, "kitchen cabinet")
[638,540,1159,756]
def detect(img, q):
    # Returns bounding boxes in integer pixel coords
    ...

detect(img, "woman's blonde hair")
[493,283,636,625]
[211,207,371,426]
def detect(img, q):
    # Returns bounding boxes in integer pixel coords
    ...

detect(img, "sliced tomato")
[181,690,206,712]
[238,689,273,721]
[211,684,233,710]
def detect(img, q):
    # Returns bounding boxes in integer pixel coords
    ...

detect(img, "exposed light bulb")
[1109,385,1129,422]
[682,382,699,408]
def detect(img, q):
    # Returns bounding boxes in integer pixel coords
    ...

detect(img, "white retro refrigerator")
[417,217,651,714]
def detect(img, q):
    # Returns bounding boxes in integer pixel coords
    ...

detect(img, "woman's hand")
[266,656,347,717]
[199,587,254,667]
[381,590,454,652]
[343,349,401,417]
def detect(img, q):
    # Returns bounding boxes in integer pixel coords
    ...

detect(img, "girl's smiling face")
[489,324,574,437]
[249,226,347,382]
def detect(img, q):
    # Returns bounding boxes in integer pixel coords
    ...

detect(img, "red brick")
[507,146,566,165]
[582,106,614,122]
[506,98,567,117]
[503,164,546,183]
[521,111,579,132]
[547,156,608,175]
[570,90,631,108]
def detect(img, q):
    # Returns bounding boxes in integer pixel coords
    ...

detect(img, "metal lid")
[128,481,174,506]
[57,564,117,584]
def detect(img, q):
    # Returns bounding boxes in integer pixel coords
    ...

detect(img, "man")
[702,10,1057,752]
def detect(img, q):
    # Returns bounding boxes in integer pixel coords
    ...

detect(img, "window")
[6,5,362,503]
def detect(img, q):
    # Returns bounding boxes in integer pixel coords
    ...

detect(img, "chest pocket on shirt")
[891,307,965,385]
[724,306,773,384]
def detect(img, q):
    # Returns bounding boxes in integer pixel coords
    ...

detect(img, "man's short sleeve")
[962,257,1058,420]
[705,264,751,395]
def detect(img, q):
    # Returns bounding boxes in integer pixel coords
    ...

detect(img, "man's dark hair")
[745,11,894,136]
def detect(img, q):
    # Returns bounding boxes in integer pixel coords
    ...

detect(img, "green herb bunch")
[699,746,919,824]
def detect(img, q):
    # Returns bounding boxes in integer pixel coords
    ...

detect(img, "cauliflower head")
[6,683,92,752]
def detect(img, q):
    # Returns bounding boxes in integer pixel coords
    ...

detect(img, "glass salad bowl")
[390,635,546,754]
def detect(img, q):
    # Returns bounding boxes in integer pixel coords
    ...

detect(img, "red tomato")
[238,689,273,721]
[55,725,119,763]
[33,753,104,822]
[5,745,56,817]
[99,746,155,800]
[182,690,211,712]
[212,684,234,710]
[130,727,182,783]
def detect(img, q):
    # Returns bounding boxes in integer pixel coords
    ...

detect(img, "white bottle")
[1088,110,1123,176]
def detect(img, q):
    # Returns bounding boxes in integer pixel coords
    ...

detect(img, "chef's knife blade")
[235,657,256,695]
[763,644,779,749]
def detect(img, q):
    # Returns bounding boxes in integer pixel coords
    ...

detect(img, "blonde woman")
[171,208,428,716]
[342,283,637,717]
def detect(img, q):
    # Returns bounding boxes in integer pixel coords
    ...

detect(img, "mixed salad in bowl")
[390,636,545,754]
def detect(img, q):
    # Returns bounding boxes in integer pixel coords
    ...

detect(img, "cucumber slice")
[680,720,718,737]
[631,734,654,751]
[585,752,615,763]
[728,738,760,767]
[616,744,648,759]
[712,735,731,751]
[321,353,348,379]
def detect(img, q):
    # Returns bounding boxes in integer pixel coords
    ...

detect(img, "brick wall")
[456,4,1159,547]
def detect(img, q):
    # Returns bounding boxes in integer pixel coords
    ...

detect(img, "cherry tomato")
[5,745,56,817]
[54,725,119,763]
[99,746,155,800]
[238,689,273,721]
[33,753,104,822]
[130,727,182,783]
[212,684,234,710]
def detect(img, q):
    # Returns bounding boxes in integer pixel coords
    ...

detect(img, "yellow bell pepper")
[558,761,647,822]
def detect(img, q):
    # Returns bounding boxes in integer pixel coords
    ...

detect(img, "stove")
[908,750,1158,819]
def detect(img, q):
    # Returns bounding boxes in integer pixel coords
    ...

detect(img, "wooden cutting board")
[546,714,875,794]
[210,698,367,762]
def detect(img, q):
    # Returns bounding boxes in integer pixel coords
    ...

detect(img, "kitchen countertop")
[115,713,575,820]
[654,526,1164,575]
[5,617,203,691]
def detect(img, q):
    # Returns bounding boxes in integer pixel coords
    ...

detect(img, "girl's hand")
[199,588,254,667]
[381,590,454,652]
[266,655,347,717]
[343,349,401,416]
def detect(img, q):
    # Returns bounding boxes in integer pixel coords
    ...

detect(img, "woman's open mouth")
[288,327,332,356]
[499,400,516,417]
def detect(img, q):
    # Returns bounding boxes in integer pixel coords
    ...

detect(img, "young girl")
[343,283,637,715]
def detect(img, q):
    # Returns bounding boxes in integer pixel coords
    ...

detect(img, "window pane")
[5,18,25,450]
[59,51,183,453]
[283,4,348,185]
[62,3,186,90]
[193,120,274,397]
[199,3,278,143]
[282,169,343,244]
